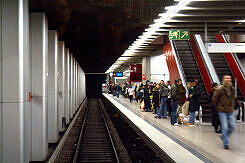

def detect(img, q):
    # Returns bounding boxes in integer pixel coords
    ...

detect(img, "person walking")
[186,80,201,126]
[170,79,181,126]
[159,80,169,118]
[128,86,135,103]
[213,75,235,150]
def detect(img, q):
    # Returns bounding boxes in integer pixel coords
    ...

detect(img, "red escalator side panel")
[215,34,245,98]
[163,43,180,84]
[189,35,212,93]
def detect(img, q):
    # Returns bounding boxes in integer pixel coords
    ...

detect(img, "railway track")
[74,99,119,162]
[50,98,130,163]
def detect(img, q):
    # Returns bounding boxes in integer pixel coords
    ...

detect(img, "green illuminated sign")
[169,30,190,40]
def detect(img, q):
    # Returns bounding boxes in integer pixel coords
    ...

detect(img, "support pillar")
[73,58,76,112]
[58,41,65,131]
[30,13,48,161]
[0,0,30,162]
[47,30,58,143]
[64,48,70,124]
[69,53,73,119]
[142,57,151,84]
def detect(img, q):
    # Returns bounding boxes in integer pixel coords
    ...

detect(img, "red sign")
[142,74,146,80]
[29,92,32,102]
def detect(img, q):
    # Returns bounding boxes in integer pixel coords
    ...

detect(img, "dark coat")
[189,84,201,112]
[212,83,235,113]
[187,87,192,101]
[178,84,186,105]
[170,83,180,101]
[209,90,220,127]
[152,90,160,108]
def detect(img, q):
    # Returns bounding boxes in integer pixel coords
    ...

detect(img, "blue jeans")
[219,111,236,146]
[155,106,159,114]
[170,100,178,125]
[116,91,120,98]
[189,111,195,123]
[159,97,168,118]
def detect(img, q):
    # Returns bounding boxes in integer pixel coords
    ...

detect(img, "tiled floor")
[104,93,245,163]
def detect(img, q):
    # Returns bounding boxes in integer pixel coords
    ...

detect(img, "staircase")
[207,36,244,100]
[173,40,211,123]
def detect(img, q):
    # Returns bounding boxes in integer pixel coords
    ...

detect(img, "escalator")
[172,40,211,123]
[207,35,244,100]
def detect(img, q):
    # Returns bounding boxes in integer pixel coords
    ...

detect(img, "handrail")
[170,40,187,90]
[194,34,220,85]
[222,34,245,80]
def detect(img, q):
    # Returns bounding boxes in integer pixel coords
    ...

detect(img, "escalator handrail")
[222,34,245,80]
[194,34,220,85]
[170,40,188,91]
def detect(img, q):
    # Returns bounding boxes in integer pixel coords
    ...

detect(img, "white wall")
[150,55,169,83]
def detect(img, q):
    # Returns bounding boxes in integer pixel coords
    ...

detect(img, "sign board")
[113,72,123,77]
[142,74,146,80]
[208,43,245,53]
[169,30,190,40]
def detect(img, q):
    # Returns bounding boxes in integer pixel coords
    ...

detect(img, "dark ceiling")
[30,0,171,73]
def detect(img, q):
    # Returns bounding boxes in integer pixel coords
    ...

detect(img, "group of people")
[108,74,240,150]
[109,78,202,126]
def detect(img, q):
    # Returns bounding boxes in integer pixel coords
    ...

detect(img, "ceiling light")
[106,0,193,73]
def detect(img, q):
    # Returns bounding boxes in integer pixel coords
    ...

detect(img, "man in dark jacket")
[143,85,152,112]
[159,80,169,118]
[115,84,121,98]
[186,80,201,126]
[153,84,160,115]
[213,75,235,150]
[170,79,181,125]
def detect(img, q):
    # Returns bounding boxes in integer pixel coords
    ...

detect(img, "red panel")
[215,34,245,98]
[129,64,142,82]
[163,42,180,84]
[189,35,212,93]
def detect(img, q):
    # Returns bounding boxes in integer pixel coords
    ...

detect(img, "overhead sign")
[113,72,123,77]
[169,30,190,40]
[208,43,245,53]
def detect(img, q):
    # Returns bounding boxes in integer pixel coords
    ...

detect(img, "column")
[47,30,58,143]
[58,41,65,131]
[0,0,29,162]
[76,62,78,109]
[142,57,151,84]
[73,58,76,112]
[30,13,48,161]
[23,0,31,161]
[64,48,70,124]
[69,54,73,118]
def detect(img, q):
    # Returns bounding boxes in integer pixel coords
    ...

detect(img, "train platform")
[103,93,245,163]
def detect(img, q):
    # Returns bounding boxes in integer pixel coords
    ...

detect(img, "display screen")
[114,72,123,77]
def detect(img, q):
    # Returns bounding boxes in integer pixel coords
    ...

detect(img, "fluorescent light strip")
[105,0,193,73]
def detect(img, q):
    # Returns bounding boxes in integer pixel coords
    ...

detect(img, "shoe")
[154,116,161,119]
[174,123,179,126]
[224,145,230,150]
[185,123,194,126]
[162,116,167,119]
[216,130,221,133]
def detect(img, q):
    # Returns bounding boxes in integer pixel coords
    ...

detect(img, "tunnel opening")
[85,74,106,98]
